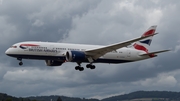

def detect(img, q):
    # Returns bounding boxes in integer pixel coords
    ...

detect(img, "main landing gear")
[75,63,96,71]
[75,62,84,71]
[86,64,96,69]
[75,66,84,71]
[17,58,23,66]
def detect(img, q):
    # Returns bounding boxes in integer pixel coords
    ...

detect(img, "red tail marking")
[134,44,157,58]
[133,43,148,52]
[142,29,155,37]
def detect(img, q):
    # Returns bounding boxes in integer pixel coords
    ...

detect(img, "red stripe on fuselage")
[20,44,39,46]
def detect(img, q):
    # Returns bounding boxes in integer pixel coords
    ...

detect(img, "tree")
[57,97,62,101]
[5,98,12,101]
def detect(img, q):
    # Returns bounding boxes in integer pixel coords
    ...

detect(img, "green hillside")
[1,91,180,101]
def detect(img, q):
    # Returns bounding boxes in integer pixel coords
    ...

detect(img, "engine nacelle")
[66,51,86,62]
[45,60,63,66]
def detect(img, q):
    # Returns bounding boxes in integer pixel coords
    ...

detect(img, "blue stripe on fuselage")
[7,54,132,64]
[7,54,66,60]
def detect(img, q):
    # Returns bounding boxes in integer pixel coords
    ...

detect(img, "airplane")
[5,25,169,71]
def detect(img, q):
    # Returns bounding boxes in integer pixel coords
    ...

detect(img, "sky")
[0,0,180,99]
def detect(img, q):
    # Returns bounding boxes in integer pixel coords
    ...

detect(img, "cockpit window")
[10,46,17,48]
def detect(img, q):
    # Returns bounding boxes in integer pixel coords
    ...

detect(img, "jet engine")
[45,60,63,66]
[66,51,86,62]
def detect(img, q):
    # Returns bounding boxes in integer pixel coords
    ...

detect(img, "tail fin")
[132,25,157,52]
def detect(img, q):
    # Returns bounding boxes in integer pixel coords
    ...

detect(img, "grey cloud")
[0,0,101,66]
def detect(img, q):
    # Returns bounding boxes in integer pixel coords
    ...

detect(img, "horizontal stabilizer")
[140,50,170,57]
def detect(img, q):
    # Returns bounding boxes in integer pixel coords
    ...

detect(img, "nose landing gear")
[19,61,23,66]
[17,58,23,66]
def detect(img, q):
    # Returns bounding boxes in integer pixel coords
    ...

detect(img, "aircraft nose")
[5,48,11,55]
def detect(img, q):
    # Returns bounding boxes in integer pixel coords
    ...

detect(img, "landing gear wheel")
[75,66,84,71]
[86,64,91,68]
[79,67,84,71]
[86,64,96,69]
[19,62,23,66]
[75,62,84,71]
[17,58,23,66]
[90,65,95,69]
[75,66,79,70]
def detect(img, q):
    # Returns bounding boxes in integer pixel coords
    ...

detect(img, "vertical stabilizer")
[133,25,157,52]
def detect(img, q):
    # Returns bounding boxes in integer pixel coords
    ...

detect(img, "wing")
[85,34,155,61]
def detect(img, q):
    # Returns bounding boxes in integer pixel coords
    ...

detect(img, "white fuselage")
[5,41,150,64]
